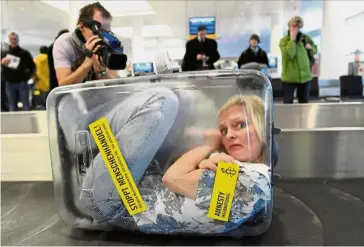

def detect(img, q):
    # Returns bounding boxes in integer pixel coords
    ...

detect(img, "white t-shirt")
[53,32,84,72]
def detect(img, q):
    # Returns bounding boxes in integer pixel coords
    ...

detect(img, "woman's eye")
[238,122,246,129]
[220,128,227,136]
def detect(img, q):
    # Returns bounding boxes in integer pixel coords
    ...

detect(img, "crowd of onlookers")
[1,30,69,111]
[1,1,317,112]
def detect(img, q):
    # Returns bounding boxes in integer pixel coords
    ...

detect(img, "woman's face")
[218,104,263,162]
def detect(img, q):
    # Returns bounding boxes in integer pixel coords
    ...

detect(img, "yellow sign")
[188,34,218,40]
[89,117,147,215]
[208,162,239,222]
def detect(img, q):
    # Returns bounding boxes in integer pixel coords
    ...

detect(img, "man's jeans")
[5,82,30,111]
[58,87,180,222]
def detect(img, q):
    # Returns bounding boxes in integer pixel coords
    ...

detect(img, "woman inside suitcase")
[79,87,271,235]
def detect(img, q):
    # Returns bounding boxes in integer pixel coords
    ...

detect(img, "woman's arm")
[279,38,297,60]
[162,145,215,200]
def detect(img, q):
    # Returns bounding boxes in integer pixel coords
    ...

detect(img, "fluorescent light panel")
[143,39,158,47]
[113,27,134,38]
[142,25,172,37]
[95,1,155,17]
[41,0,154,17]
[41,1,70,13]
[162,38,184,47]
[113,25,173,38]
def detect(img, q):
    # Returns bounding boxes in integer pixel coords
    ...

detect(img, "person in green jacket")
[279,16,317,104]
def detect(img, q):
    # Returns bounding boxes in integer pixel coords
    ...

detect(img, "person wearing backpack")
[279,16,317,104]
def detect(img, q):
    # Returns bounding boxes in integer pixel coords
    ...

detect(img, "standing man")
[237,34,269,68]
[53,2,119,86]
[1,32,35,111]
[182,26,220,71]
[279,16,317,104]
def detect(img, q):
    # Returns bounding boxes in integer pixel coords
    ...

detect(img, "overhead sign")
[189,16,216,35]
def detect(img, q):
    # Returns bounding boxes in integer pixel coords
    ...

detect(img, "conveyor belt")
[1,180,364,246]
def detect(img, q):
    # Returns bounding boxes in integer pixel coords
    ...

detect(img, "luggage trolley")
[47,70,280,237]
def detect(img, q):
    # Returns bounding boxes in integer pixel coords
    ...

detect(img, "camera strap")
[70,29,97,81]
[72,29,94,58]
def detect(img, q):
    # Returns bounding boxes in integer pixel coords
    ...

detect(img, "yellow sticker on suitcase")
[89,117,147,215]
[208,162,239,222]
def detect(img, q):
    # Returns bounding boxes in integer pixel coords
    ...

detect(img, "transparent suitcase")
[47,70,276,237]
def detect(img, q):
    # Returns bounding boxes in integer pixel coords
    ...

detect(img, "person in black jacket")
[237,34,269,69]
[182,26,220,71]
[47,29,69,91]
[1,32,35,111]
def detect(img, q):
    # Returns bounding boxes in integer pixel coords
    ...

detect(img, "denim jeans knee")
[80,87,179,222]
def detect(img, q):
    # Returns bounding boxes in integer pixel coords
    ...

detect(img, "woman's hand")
[198,159,218,171]
[209,153,236,165]
[203,129,222,150]
[198,153,236,171]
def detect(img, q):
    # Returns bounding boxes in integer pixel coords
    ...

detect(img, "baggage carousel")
[2,179,364,246]
[2,102,364,245]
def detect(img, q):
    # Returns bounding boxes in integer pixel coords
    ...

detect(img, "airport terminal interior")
[1,0,364,246]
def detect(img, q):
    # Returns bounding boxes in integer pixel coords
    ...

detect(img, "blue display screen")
[189,17,216,35]
[133,62,154,73]
[268,56,278,69]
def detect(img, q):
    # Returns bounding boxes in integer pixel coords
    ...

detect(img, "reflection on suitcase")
[47,70,277,237]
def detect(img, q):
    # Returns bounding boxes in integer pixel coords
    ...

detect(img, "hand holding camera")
[93,55,107,75]
[84,35,102,67]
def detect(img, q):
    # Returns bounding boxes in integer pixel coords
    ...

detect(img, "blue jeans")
[58,87,180,220]
[5,82,30,111]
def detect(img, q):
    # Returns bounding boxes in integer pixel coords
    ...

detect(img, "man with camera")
[53,2,126,86]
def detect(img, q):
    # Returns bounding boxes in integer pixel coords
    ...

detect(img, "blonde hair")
[288,16,304,28]
[219,95,265,142]
[219,95,265,162]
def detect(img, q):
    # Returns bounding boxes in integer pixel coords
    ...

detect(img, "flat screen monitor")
[189,17,216,35]
[268,56,278,69]
[133,62,154,74]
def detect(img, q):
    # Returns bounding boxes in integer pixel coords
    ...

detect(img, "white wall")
[320,1,364,81]
[1,0,69,56]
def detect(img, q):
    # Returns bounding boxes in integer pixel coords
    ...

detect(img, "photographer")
[53,2,119,86]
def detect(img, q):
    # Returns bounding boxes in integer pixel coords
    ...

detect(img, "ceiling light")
[40,1,70,13]
[98,1,155,17]
[162,39,184,47]
[143,39,158,48]
[142,25,172,37]
[113,27,133,39]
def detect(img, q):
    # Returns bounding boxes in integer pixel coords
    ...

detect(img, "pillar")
[69,1,83,31]
[131,19,145,63]
[319,1,347,82]
[269,12,284,78]
[269,13,284,56]
[1,0,10,42]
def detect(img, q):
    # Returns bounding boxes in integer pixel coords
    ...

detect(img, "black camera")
[85,20,127,70]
